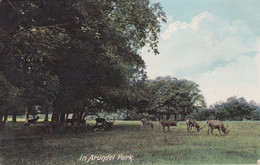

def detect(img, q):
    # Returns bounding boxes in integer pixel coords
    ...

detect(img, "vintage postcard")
[0,0,260,164]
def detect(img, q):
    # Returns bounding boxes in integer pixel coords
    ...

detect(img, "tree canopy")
[0,0,166,122]
[136,76,206,120]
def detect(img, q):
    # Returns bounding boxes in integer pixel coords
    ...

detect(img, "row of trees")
[188,96,260,121]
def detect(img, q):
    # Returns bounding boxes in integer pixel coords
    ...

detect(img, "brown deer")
[24,116,39,126]
[140,118,154,130]
[95,118,114,129]
[29,116,39,123]
[159,119,177,132]
[95,117,107,126]
[186,118,202,132]
[207,120,231,135]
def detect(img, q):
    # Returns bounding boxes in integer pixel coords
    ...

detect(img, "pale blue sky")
[157,0,260,29]
[142,0,260,106]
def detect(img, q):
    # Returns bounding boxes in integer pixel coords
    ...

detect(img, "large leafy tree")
[138,76,206,120]
[0,0,166,122]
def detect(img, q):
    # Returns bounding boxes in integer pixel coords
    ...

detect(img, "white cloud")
[141,12,260,106]
[194,53,260,105]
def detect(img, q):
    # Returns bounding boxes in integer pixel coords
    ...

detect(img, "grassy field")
[0,120,260,165]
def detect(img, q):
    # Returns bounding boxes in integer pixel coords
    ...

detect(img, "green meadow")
[0,120,260,164]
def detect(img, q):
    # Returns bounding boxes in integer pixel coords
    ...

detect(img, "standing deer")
[159,119,177,132]
[207,120,230,135]
[186,118,202,132]
[140,118,154,130]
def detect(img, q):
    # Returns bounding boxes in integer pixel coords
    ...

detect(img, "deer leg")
[140,123,143,130]
[211,128,214,135]
[218,127,222,135]
[162,126,166,132]
[167,126,170,132]
[207,125,210,134]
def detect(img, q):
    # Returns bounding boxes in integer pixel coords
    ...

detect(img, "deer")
[186,118,202,132]
[95,117,115,130]
[206,120,231,135]
[140,118,154,130]
[95,117,107,126]
[24,116,40,126]
[29,116,39,124]
[159,119,177,132]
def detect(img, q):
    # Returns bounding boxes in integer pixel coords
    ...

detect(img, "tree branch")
[6,0,15,10]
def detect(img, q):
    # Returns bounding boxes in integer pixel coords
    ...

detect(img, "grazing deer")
[23,116,39,126]
[95,117,114,129]
[29,116,39,124]
[95,117,107,126]
[159,119,177,132]
[186,118,202,132]
[140,118,154,130]
[207,120,231,135]
[105,118,114,128]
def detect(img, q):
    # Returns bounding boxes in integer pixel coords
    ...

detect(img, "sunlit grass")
[0,121,260,164]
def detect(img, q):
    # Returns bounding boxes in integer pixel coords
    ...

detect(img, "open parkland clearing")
[0,120,260,165]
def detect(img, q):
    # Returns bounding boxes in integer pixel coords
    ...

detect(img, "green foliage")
[0,0,166,117]
[137,76,206,120]
[0,72,22,115]
[210,96,259,121]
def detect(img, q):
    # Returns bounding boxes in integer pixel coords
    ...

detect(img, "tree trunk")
[44,110,49,122]
[51,111,60,123]
[65,113,69,120]
[2,114,8,127]
[72,111,79,120]
[82,112,87,120]
[174,115,177,121]
[23,111,29,126]
[0,113,4,128]
[12,115,17,123]
[79,111,84,120]
[166,114,171,120]
[182,114,186,121]
[59,113,65,122]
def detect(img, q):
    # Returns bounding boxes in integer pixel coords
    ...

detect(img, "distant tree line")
[188,96,260,121]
